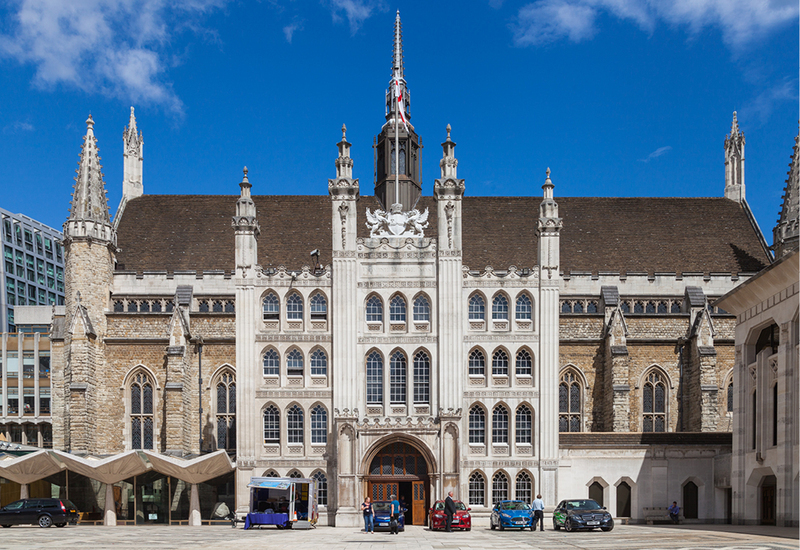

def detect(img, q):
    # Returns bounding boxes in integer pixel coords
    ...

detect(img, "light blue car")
[490,500,535,530]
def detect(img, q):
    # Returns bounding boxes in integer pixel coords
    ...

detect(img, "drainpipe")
[676,337,685,432]
[197,336,204,454]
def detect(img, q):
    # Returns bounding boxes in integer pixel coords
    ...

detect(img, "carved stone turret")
[232,167,260,276]
[329,124,360,251]
[773,130,799,258]
[122,107,143,201]
[724,111,746,202]
[434,125,465,251]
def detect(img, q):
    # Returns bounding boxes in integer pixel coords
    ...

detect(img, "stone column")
[19,483,28,499]
[104,483,117,525]
[189,483,202,526]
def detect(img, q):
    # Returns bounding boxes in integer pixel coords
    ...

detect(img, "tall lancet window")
[559,371,582,432]
[413,350,430,404]
[216,372,236,452]
[390,351,407,404]
[390,144,407,175]
[366,351,384,404]
[642,370,667,432]
[130,372,154,449]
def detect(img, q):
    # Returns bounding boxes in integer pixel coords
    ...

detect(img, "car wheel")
[553,520,560,530]
[56,523,66,528]
[38,515,53,528]
[490,520,496,530]
[1,525,10,529]
[465,527,471,531]
[564,519,574,532]
[499,522,504,531]
[601,525,614,532]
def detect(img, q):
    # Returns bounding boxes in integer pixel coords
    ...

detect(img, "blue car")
[490,500,535,530]
[372,501,406,532]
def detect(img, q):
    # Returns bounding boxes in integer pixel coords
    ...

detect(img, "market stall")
[244,477,318,530]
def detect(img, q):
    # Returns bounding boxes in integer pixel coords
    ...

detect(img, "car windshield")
[372,502,391,513]
[566,500,602,510]
[455,502,467,511]
[500,502,530,511]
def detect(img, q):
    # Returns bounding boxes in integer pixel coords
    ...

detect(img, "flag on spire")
[394,77,409,133]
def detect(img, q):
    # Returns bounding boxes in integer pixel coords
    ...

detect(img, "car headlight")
[500,512,511,518]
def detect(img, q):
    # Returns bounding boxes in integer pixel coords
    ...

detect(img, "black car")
[0,498,79,528]
[552,499,613,532]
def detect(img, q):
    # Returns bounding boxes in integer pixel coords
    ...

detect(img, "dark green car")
[553,499,613,532]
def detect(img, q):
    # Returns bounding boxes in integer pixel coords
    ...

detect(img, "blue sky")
[0,0,797,249]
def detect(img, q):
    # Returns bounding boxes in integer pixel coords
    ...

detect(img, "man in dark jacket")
[444,491,457,532]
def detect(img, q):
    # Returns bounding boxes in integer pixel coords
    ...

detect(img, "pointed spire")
[240,166,251,195]
[440,124,458,179]
[123,106,142,154]
[543,168,553,198]
[335,123,353,180]
[724,111,745,202]
[69,115,111,225]
[392,11,403,79]
[772,126,800,257]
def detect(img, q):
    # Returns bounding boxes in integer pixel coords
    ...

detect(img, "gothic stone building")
[27,14,795,527]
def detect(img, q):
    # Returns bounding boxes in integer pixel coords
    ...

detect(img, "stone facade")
[43,14,789,528]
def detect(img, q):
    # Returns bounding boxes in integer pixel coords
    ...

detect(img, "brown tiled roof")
[115,194,769,274]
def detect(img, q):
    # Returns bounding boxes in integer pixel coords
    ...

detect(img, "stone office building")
[1,14,791,527]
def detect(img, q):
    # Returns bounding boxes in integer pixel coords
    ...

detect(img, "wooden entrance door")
[412,481,425,526]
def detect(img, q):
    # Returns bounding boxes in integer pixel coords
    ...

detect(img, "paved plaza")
[0,523,796,550]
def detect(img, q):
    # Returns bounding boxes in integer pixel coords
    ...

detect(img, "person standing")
[444,491,457,532]
[389,494,401,535]
[668,501,680,524]
[361,496,374,534]
[532,494,545,531]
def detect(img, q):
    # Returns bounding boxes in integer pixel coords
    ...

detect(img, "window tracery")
[262,292,279,320]
[559,370,582,432]
[413,295,430,322]
[263,405,280,444]
[492,294,508,320]
[311,405,327,444]
[516,349,532,377]
[492,405,509,444]
[413,350,430,404]
[310,292,327,319]
[366,296,383,323]
[492,472,509,504]
[286,293,303,320]
[366,351,383,404]
[492,349,509,376]
[310,349,327,376]
[515,294,532,320]
[468,472,485,506]
[215,371,236,452]
[469,349,485,376]
[263,348,280,376]
[642,370,667,432]
[287,405,304,444]
[468,294,485,321]
[469,406,485,444]
[516,404,532,444]
[389,295,407,323]
[130,372,154,449]
[390,351,407,404]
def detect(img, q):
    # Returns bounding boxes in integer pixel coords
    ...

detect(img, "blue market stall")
[245,477,318,529]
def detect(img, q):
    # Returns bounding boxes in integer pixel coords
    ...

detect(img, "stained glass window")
[216,372,236,451]
[643,371,667,432]
[559,371,581,432]
[130,372,154,449]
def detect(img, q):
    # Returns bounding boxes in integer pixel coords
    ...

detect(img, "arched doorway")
[365,441,430,526]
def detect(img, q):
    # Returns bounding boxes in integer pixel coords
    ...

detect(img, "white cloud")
[283,21,303,43]
[3,121,35,133]
[0,0,228,115]
[511,0,798,50]
[328,0,385,35]
[639,145,672,162]
[740,78,798,126]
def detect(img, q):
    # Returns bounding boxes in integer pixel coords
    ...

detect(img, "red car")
[429,499,471,531]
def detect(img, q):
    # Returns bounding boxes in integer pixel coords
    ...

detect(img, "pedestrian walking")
[532,494,545,531]
[389,494,401,534]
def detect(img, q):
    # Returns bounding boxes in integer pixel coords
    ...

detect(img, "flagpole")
[395,78,400,208]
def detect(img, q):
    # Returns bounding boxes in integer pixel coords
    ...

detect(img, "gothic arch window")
[262,348,280,376]
[492,472,509,505]
[516,349,532,377]
[366,295,383,323]
[310,292,327,320]
[286,292,303,320]
[413,350,430,404]
[215,371,236,452]
[671,302,681,313]
[310,348,327,376]
[573,301,583,313]
[642,370,667,432]
[264,469,278,477]
[288,470,303,478]
[516,404,532,444]
[286,348,304,376]
[389,295,407,323]
[492,293,509,320]
[469,405,486,444]
[262,292,279,321]
[492,349,509,376]
[263,405,280,444]
[366,351,383,404]
[561,302,572,313]
[313,471,328,505]
[311,405,327,444]
[468,348,485,376]
[469,471,485,506]
[559,370,582,432]
[620,302,630,314]
[468,294,485,321]
[130,372,154,450]
[389,351,407,404]
[492,405,509,444]
[413,294,430,322]
[516,472,532,502]
[515,294,532,320]
[287,405,304,444]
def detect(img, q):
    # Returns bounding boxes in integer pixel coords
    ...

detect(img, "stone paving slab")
[0,523,795,550]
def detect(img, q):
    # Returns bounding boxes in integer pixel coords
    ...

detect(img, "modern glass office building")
[1,207,65,332]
